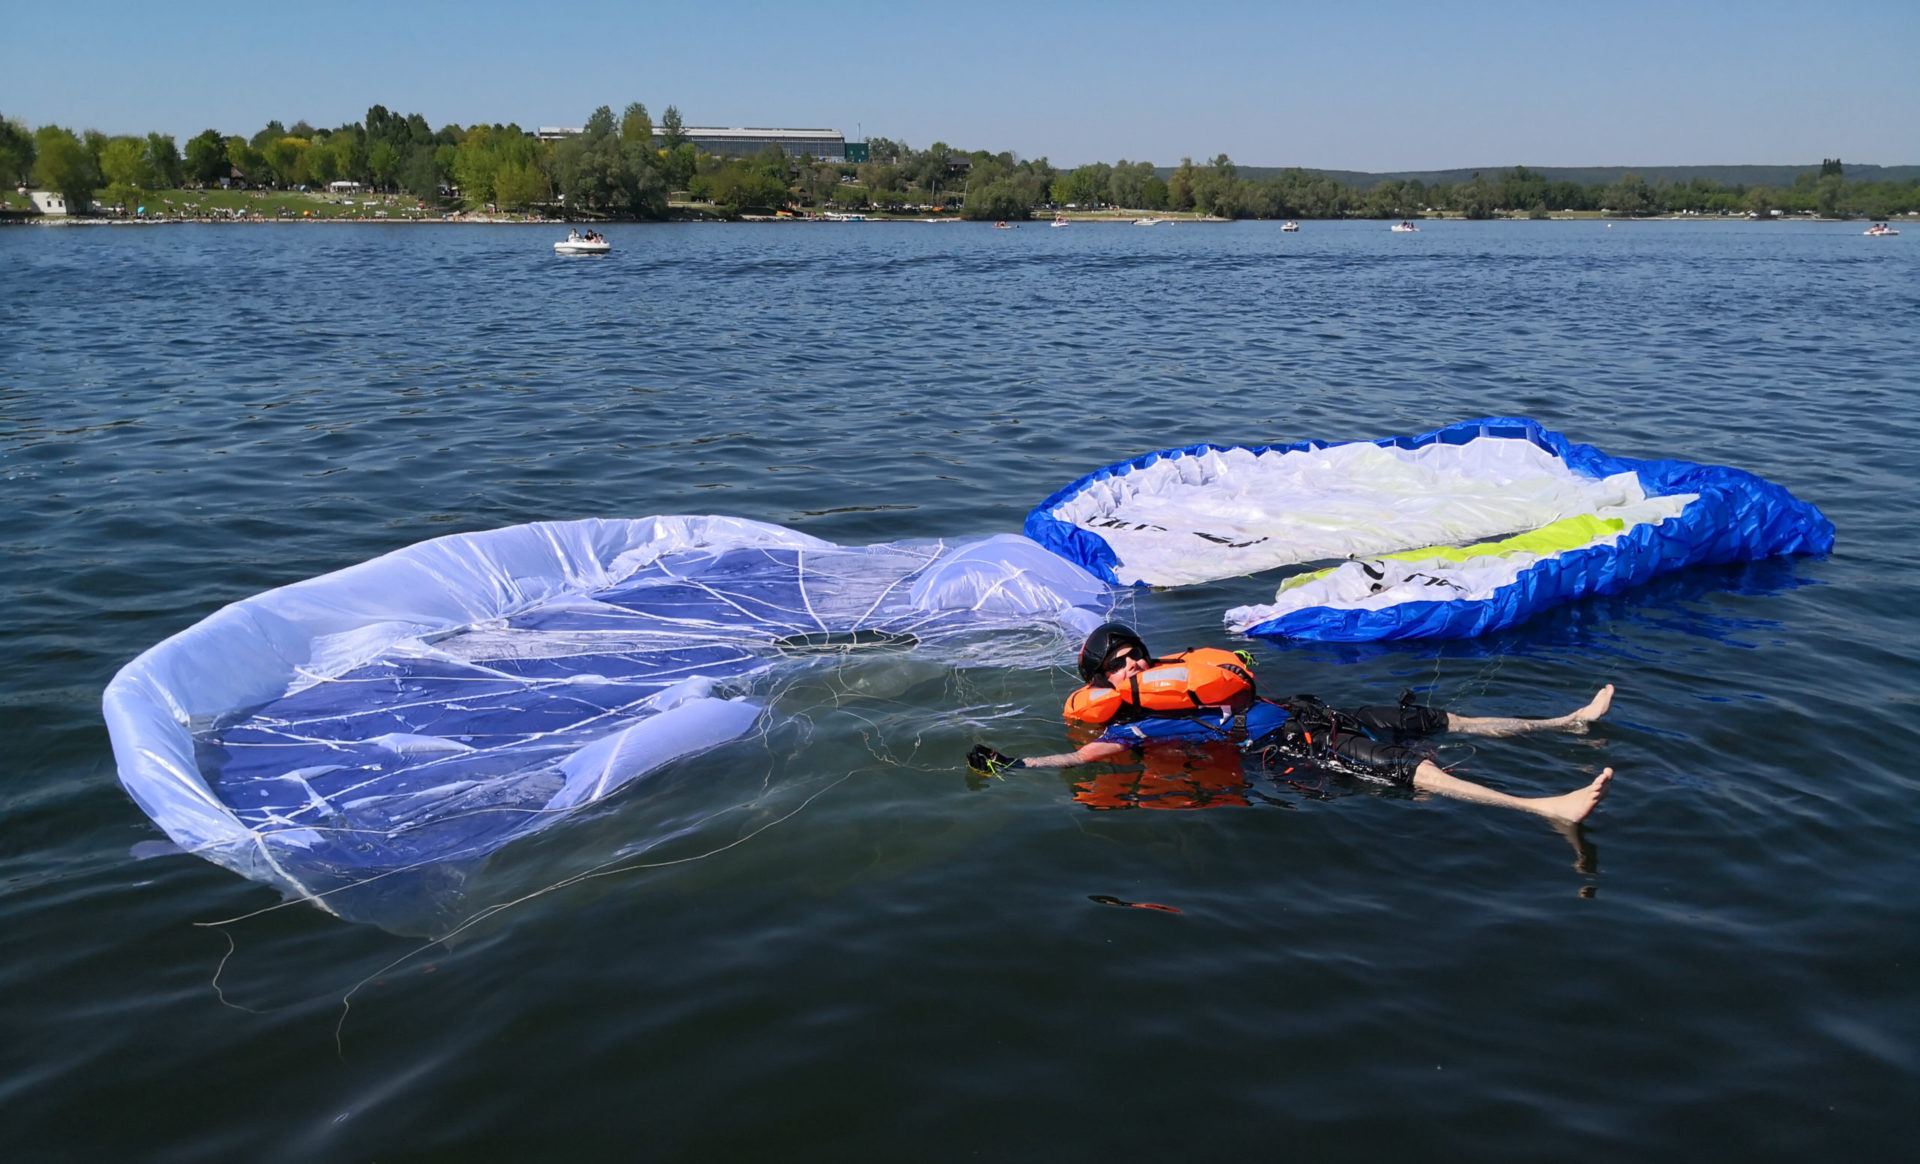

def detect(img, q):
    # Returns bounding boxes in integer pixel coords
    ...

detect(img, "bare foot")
[1532,768,1613,825]
[1562,684,1615,734]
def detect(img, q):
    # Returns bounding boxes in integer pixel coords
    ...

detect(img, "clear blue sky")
[4,0,1914,170]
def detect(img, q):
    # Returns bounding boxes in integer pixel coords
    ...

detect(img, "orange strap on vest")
[1062,648,1255,725]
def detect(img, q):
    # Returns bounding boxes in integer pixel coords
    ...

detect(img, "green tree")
[752,143,791,182]
[912,142,953,196]
[452,124,508,207]
[369,140,402,190]
[261,136,309,187]
[98,135,155,190]
[1166,157,1197,210]
[1191,154,1243,217]
[225,136,261,185]
[620,102,652,145]
[1603,172,1652,217]
[660,105,688,150]
[1457,172,1497,219]
[330,128,367,185]
[398,145,443,198]
[663,142,697,190]
[493,160,550,210]
[0,115,35,186]
[583,105,616,144]
[142,133,179,188]
[705,158,787,215]
[1107,160,1156,209]
[31,125,100,209]
[1139,175,1169,210]
[249,120,286,153]
[801,163,840,207]
[1814,173,1848,219]
[1499,166,1546,212]
[306,136,342,186]
[961,178,1028,220]
[1053,161,1111,207]
[857,161,902,194]
[553,105,669,217]
[184,129,227,185]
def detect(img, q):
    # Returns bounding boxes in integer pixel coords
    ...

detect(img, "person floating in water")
[966,622,1614,824]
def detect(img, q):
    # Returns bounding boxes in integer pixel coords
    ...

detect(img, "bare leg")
[1411,761,1613,825]
[1445,684,1614,737]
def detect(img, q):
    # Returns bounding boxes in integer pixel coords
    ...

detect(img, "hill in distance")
[1165,163,1920,188]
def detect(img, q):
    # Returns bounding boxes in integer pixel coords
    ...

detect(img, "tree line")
[1032,156,1919,221]
[4,107,1915,221]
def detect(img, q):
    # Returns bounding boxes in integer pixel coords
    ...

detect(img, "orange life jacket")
[1062,647,1256,725]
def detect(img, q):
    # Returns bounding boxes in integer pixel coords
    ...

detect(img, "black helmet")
[1078,622,1151,682]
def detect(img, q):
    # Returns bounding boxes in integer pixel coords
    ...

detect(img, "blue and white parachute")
[103,516,1108,916]
[1024,417,1833,641]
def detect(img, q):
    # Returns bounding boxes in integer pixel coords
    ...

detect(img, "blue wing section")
[1027,417,1834,641]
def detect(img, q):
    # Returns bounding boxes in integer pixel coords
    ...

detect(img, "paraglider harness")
[1242,690,1440,786]
[1078,648,1438,788]
[1069,636,1439,785]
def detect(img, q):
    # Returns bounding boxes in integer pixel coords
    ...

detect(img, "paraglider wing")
[104,517,1110,914]
[1025,418,1832,641]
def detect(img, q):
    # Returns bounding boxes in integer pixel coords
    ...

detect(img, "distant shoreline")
[10,210,1898,227]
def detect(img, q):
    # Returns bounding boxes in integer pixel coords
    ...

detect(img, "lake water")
[3,218,1915,1160]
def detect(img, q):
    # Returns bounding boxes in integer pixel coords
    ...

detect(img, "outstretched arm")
[967,739,1134,776]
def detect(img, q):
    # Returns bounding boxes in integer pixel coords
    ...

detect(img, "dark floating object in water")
[1089,894,1183,914]
[774,629,921,655]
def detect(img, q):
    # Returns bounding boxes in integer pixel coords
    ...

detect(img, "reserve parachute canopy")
[103,517,1109,913]
[1024,418,1833,642]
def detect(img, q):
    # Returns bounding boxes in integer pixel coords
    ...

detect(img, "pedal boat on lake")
[1390,221,1419,232]
[554,232,611,254]
[1864,223,1900,236]
[1281,221,1300,232]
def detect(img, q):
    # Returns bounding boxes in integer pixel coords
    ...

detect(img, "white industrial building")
[536,125,849,162]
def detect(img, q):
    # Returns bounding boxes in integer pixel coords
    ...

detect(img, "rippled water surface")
[3,219,1916,1160]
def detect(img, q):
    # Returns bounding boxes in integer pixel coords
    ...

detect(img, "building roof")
[678,127,843,141]
[536,125,844,142]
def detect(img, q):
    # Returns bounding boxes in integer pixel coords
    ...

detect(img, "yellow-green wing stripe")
[1277,514,1627,593]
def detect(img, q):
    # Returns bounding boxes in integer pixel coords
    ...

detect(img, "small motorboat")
[1281,221,1300,232]
[1390,222,1419,233]
[1133,217,1160,227]
[1864,223,1900,236]
[555,231,611,254]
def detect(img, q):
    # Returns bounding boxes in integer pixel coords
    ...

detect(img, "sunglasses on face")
[1102,648,1138,674]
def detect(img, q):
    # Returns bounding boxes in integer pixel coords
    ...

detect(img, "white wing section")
[1052,438,1646,586]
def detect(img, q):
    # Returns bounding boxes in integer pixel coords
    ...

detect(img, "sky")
[4,0,1915,171]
